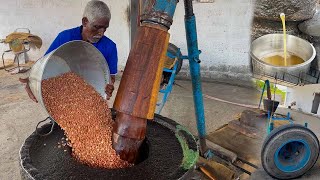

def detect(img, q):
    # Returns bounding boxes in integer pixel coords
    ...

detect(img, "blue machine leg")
[184,0,208,156]
[258,80,271,109]
[157,62,178,114]
[258,83,266,109]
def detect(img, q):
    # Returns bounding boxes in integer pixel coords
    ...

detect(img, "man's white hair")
[83,0,111,22]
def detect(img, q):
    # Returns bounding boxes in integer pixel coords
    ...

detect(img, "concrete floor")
[1,68,320,180]
[159,79,260,135]
[0,70,48,180]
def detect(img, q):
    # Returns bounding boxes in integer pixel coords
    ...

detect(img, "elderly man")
[21,0,116,101]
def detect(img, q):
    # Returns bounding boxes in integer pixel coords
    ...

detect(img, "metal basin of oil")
[250,34,316,84]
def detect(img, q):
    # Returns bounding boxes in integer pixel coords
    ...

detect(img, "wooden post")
[113,25,169,163]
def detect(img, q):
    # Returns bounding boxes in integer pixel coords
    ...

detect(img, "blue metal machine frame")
[267,111,292,134]
[153,0,178,18]
[259,79,312,176]
[258,80,271,109]
[183,0,210,157]
[257,80,293,134]
[153,0,211,157]
[156,55,180,114]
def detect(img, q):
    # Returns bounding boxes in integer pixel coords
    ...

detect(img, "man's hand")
[105,84,114,100]
[105,75,116,100]
[19,77,38,103]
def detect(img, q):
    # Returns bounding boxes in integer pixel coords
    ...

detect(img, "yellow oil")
[280,13,287,66]
[262,54,304,66]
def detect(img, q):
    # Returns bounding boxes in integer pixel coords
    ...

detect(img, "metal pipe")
[141,0,179,30]
[311,92,320,114]
[183,0,207,155]
[266,80,271,100]
[258,83,265,109]
[183,0,194,17]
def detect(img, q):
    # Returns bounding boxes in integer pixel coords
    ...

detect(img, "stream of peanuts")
[42,72,131,169]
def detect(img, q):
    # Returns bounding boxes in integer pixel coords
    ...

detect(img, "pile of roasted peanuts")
[42,72,131,169]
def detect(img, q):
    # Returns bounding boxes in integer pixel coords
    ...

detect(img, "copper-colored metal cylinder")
[113,25,169,163]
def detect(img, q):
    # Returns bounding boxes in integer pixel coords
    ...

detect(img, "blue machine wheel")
[261,124,319,179]
[161,43,183,86]
[167,43,183,74]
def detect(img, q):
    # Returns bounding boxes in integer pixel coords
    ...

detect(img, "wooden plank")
[207,126,263,165]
